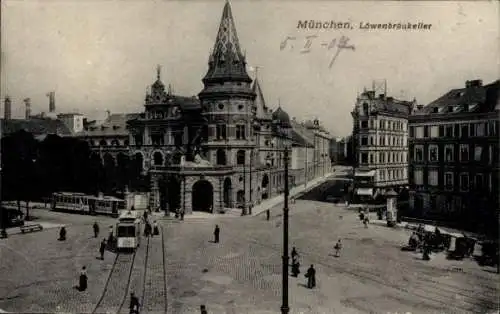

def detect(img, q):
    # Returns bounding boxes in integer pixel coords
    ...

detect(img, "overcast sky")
[1,0,498,136]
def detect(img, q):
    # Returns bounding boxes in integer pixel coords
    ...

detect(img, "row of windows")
[379,168,407,181]
[360,135,406,147]
[360,152,408,164]
[91,139,128,147]
[212,124,248,140]
[410,121,498,139]
[413,170,493,192]
[413,144,495,163]
[360,118,407,131]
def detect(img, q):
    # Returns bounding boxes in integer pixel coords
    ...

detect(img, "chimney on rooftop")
[47,91,56,113]
[24,98,31,120]
[4,96,12,120]
[466,80,483,88]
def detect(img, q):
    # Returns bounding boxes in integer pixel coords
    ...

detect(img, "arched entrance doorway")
[166,176,181,212]
[262,174,269,200]
[192,180,213,212]
[223,178,232,208]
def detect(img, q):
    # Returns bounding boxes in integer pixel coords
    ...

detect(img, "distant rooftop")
[413,79,499,116]
[74,113,140,137]
[1,118,72,137]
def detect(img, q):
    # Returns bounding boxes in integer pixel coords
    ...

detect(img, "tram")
[51,192,126,217]
[116,210,142,251]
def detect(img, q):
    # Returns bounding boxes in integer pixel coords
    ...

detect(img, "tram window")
[117,226,135,237]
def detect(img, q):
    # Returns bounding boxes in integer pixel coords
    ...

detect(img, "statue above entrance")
[194,153,212,166]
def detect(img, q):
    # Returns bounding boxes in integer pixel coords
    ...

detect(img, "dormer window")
[432,107,439,113]
[362,103,369,115]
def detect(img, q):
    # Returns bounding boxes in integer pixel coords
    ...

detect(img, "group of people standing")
[143,211,159,237]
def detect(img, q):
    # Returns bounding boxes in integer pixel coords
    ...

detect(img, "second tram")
[116,210,142,251]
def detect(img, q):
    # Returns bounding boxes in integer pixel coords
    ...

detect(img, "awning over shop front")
[356,188,373,196]
[355,170,376,177]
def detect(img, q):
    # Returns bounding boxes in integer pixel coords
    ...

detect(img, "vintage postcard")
[0,1,498,313]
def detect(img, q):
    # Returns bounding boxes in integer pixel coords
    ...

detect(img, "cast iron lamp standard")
[274,117,291,314]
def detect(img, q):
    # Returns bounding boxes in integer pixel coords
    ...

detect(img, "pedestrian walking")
[214,225,220,243]
[108,225,114,249]
[266,209,270,221]
[291,257,301,277]
[334,239,342,257]
[99,239,106,260]
[180,208,185,221]
[153,221,159,236]
[200,305,208,314]
[129,292,140,314]
[93,221,99,238]
[305,264,316,289]
[59,226,67,241]
[143,210,148,223]
[78,266,88,291]
[144,222,151,237]
[291,247,299,262]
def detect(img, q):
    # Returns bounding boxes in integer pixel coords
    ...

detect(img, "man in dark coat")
[129,292,140,314]
[266,209,270,221]
[305,264,316,288]
[59,226,67,241]
[99,239,106,260]
[214,225,220,243]
[144,222,151,237]
[291,247,298,262]
[93,222,99,238]
[79,266,87,291]
[200,305,208,314]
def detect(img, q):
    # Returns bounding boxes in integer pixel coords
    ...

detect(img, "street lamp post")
[281,145,290,314]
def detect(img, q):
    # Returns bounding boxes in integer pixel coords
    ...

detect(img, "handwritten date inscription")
[280,35,355,68]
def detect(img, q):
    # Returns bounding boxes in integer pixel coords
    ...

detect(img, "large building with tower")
[71,1,331,215]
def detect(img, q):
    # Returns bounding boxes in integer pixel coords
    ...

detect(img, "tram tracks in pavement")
[91,250,138,314]
[243,236,498,313]
[141,227,168,314]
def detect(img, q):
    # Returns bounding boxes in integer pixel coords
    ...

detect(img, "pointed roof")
[202,1,251,83]
[252,78,269,119]
[152,65,165,90]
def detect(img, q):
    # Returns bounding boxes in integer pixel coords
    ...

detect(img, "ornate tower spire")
[202,1,251,84]
[156,64,161,81]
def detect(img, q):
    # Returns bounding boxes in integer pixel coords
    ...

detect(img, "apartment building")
[408,79,499,234]
[351,90,414,200]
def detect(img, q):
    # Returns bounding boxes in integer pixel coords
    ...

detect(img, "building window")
[380,152,385,163]
[460,173,469,191]
[474,145,483,162]
[369,137,374,145]
[216,149,227,165]
[460,144,469,162]
[380,170,385,181]
[236,124,246,139]
[369,119,374,128]
[428,170,438,186]
[445,125,453,137]
[444,172,454,191]
[369,154,374,164]
[361,121,368,129]
[236,150,245,165]
[476,123,485,137]
[460,124,468,138]
[413,169,423,185]
[469,123,476,137]
[428,144,438,162]
[475,173,484,190]
[409,126,414,138]
[423,126,429,138]
[487,120,497,136]
[380,137,385,146]
[489,145,493,164]
[444,145,454,162]
[415,126,424,139]
[100,139,107,146]
[151,134,163,146]
[216,124,227,140]
[379,120,384,129]
[361,137,368,146]
[430,126,439,138]
[414,145,424,162]
[438,125,444,137]
[361,153,368,164]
